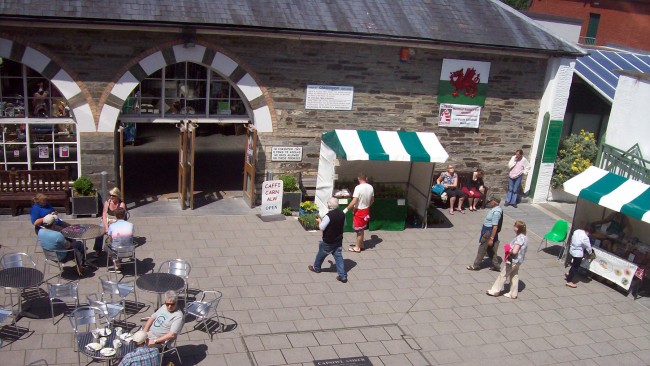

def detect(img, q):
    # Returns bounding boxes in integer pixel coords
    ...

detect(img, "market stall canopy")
[563,166,650,224]
[321,129,449,163]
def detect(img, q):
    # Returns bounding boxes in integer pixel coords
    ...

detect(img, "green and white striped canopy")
[564,166,650,224]
[321,129,448,163]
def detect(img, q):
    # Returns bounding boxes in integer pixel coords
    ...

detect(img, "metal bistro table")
[0,267,44,320]
[61,224,105,268]
[78,330,136,365]
[136,272,185,308]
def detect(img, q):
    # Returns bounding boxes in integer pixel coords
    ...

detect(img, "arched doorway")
[117,61,251,208]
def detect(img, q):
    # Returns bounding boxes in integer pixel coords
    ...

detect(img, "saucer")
[100,348,116,357]
[85,343,102,351]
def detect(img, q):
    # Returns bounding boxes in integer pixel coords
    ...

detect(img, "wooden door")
[242,125,257,208]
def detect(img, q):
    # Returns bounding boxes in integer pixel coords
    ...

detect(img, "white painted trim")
[237,73,263,101]
[112,71,139,101]
[73,104,96,132]
[253,106,272,132]
[139,52,166,75]
[98,105,121,132]
[21,47,50,73]
[51,69,82,100]
[172,44,207,63]
[211,52,238,76]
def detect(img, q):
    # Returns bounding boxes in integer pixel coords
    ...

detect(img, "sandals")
[348,247,362,253]
[466,265,479,271]
[449,210,454,215]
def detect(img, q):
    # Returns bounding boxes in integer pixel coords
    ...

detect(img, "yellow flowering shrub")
[551,130,598,189]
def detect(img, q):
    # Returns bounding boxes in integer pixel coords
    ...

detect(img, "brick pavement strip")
[2,203,650,365]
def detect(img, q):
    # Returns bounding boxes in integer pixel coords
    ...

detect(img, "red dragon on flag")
[449,68,481,98]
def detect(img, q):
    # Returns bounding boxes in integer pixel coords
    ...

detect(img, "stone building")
[0,0,583,208]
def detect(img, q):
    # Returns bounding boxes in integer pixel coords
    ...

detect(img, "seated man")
[118,330,159,366]
[38,214,85,276]
[143,290,184,348]
[106,207,134,273]
[590,212,628,252]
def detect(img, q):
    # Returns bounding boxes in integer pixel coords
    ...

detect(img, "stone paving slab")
[1,203,649,365]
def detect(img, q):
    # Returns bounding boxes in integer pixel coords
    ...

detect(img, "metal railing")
[579,36,597,45]
[597,143,650,184]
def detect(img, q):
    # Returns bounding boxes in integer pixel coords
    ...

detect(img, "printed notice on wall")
[305,85,354,110]
[438,103,481,128]
[59,146,69,158]
[272,147,303,162]
[38,146,49,159]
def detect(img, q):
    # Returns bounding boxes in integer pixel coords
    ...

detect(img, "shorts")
[353,208,370,231]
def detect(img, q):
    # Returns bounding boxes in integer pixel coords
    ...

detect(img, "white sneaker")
[504,293,517,299]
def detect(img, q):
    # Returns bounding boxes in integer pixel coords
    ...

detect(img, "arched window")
[0,59,79,178]
[121,62,247,118]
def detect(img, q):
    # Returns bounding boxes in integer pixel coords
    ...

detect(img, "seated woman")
[437,165,466,215]
[461,168,485,212]
[93,187,128,257]
[590,212,627,252]
[30,193,69,234]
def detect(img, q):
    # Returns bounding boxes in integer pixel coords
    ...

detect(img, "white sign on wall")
[438,103,481,128]
[271,147,303,162]
[261,180,283,216]
[305,85,354,111]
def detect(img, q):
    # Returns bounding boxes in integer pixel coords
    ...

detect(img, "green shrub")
[280,175,299,192]
[298,213,320,230]
[73,176,95,196]
[281,207,293,216]
[551,130,598,189]
[300,200,319,212]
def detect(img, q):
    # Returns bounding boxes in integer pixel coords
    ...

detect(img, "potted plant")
[280,174,302,211]
[71,175,99,217]
[299,200,319,216]
[298,213,320,231]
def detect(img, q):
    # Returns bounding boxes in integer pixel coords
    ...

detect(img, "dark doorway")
[122,123,246,205]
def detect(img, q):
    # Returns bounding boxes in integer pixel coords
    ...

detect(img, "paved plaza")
[1,202,649,366]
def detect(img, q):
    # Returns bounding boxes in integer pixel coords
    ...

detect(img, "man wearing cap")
[308,197,348,283]
[118,330,159,366]
[37,213,86,276]
[467,196,503,271]
[143,290,184,348]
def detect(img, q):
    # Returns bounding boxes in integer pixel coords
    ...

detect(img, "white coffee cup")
[99,337,107,347]
[115,327,123,336]
[91,329,99,340]
[113,339,122,348]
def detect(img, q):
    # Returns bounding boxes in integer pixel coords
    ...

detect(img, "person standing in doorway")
[566,227,593,288]
[505,149,530,208]
[308,197,347,283]
[467,196,503,271]
[344,173,374,253]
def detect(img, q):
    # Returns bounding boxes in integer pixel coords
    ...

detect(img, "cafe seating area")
[0,229,226,365]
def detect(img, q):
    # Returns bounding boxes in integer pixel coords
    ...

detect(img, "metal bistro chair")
[87,293,124,327]
[48,281,79,325]
[68,306,109,366]
[158,259,191,305]
[159,335,183,366]
[99,275,137,313]
[184,290,223,340]
[105,237,137,277]
[0,305,17,347]
[537,219,570,259]
[43,248,83,280]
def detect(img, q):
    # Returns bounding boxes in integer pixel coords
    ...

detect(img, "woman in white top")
[487,220,528,299]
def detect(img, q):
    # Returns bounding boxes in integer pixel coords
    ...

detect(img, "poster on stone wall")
[438,103,481,128]
[438,59,491,107]
[305,85,354,110]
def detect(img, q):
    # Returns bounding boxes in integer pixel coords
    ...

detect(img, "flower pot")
[72,194,99,217]
[547,188,577,203]
[298,208,318,216]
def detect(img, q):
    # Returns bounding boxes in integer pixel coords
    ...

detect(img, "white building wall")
[529,57,575,203]
[534,20,581,44]
[605,74,650,159]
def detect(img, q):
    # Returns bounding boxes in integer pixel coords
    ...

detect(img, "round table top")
[61,224,105,240]
[0,267,44,289]
[136,272,185,294]
[78,329,136,360]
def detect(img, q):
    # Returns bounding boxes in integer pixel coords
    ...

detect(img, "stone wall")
[10,27,548,198]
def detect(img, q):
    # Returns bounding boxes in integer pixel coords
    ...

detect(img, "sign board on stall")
[438,103,481,128]
[581,247,637,290]
[305,85,354,110]
[261,180,283,216]
[271,146,303,162]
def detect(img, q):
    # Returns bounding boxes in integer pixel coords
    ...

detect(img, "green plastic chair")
[538,219,570,258]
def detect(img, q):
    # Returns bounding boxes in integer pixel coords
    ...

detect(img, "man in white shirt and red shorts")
[344,172,374,253]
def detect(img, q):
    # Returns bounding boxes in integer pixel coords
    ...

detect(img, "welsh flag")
[438,59,491,106]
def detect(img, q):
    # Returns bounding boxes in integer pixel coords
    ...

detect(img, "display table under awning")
[316,129,448,229]
[563,166,650,224]
[339,198,408,232]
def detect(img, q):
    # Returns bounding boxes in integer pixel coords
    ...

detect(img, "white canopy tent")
[316,129,449,224]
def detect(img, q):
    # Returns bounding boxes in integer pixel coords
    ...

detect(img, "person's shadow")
[324,259,358,273]
[363,234,383,250]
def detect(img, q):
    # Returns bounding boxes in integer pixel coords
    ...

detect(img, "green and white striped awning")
[321,129,449,163]
[564,166,650,224]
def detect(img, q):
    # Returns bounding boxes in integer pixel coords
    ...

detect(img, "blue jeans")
[313,240,346,280]
[506,175,523,205]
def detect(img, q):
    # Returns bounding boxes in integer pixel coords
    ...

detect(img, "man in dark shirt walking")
[308,197,348,283]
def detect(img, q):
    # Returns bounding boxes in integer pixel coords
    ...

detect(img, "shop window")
[121,62,247,118]
[0,59,79,178]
